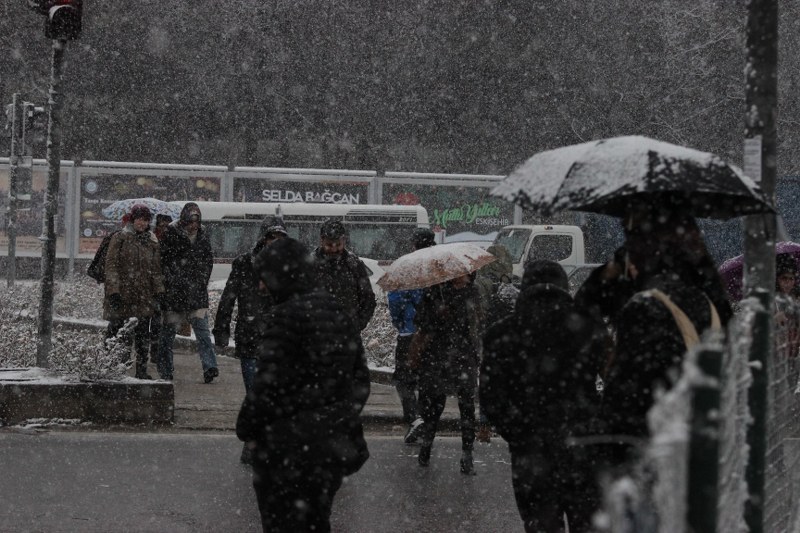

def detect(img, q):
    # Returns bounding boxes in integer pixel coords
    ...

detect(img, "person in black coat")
[213,216,287,391]
[481,260,607,532]
[313,218,376,331]
[601,205,730,465]
[236,238,370,533]
[157,202,219,383]
[410,273,483,474]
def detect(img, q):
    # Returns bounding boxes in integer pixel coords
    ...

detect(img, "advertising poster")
[0,166,67,254]
[381,182,513,244]
[79,173,221,253]
[233,178,369,205]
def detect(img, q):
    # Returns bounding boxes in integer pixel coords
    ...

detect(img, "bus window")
[348,224,416,260]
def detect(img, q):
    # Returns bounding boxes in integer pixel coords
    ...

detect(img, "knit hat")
[521,259,568,291]
[260,215,288,239]
[129,204,152,222]
[320,218,346,239]
[412,228,436,249]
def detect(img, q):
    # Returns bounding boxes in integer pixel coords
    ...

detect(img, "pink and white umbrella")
[377,242,496,292]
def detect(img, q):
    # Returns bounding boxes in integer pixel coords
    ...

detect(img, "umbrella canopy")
[719,241,800,301]
[491,135,773,220]
[101,198,183,221]
[377,242,496,292]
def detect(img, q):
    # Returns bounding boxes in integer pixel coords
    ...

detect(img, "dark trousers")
[510,450,599,533]
[106,316,150,372]
[393,335,418,423]
[252,460,343,533]
[418,365,476,451]
[148,310,162,364]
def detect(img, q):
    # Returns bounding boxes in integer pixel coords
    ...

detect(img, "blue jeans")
[240,357,257,393]
[158,312,218,379]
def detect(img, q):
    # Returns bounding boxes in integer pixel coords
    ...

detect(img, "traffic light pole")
[36,39,66,367]
[7,93,22,287]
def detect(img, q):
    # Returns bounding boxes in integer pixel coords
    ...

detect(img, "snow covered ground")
[0,275,397,379]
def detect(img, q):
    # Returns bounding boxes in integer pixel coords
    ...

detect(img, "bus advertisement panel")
[381,182,512,246]
[79,174,221,253]
[233,177,369,204]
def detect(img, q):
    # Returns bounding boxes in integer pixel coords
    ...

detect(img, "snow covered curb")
[0,368,173,427]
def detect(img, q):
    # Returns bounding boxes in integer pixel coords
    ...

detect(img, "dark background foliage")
[2,0,800,176]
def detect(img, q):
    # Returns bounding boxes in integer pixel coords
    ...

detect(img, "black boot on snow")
[418,444,431,467]
[460,451,476,476]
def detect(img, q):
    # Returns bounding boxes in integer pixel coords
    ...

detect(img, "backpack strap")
[646,288,721,350]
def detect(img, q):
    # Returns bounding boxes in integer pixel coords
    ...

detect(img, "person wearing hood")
[601,205,730,466]
[157,202,219,383]
[236,238,370,532]
[480,260,608,532]
[313,218,376,332]
[103,204,166,380]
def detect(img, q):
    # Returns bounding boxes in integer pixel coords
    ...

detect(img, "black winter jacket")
[602,274,720,440]
[313,248,376,331]
[160,222,213,312]
[236,288,371,471]
[480,284,606,454]
[212,241,274,358]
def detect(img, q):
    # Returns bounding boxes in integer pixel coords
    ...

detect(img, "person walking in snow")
[409,272,483,475]
[236,238,370,532]
[481,260,607,532]
[387,227,436,444]
[313,218,376,332]
[148,213,173,368]
[103,204,166,380]
[214,215,287,464]
[157,202,219,383]
[601,205,730,467]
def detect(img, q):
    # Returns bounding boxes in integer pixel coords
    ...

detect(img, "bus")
[169,201,430,282]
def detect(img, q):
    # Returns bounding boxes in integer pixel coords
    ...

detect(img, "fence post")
[687,341,724,532]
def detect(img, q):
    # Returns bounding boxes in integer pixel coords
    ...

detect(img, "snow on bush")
[0,276,398,378]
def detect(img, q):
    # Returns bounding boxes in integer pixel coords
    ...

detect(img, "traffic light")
[28,0,82,40]
[21,102,46,149]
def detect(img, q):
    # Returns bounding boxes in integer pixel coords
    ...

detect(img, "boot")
[135,364,153,380]
[418,444,431,467]
[460,450,476,476]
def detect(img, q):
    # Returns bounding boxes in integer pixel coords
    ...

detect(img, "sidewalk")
[163,345,461,432]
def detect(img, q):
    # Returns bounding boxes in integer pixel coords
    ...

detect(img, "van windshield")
[493,228,532,262]
[527,234,574,262]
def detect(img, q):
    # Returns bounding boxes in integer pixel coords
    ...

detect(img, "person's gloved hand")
[213,330,230,348]
[109,293,123,311]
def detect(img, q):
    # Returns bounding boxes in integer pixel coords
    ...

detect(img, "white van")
[492,224,586,280]
[169,201,429,289]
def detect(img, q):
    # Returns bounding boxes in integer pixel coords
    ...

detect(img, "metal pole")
[7,93,21,287]
[742,0,778,531]
[36,39,67,368]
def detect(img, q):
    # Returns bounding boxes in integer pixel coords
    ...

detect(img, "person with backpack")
[103,204,166,380]
[157,202,219,383]
[312,219,376,332]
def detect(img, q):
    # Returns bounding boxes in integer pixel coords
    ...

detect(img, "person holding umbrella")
[601,204,731,465]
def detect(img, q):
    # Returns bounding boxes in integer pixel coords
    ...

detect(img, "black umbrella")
[491,135,773,219]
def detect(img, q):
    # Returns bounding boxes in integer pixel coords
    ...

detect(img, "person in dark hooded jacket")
[157,202,219,383]
[601,206,730,465]
[480,260,607,532]
[236,238,370,533]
